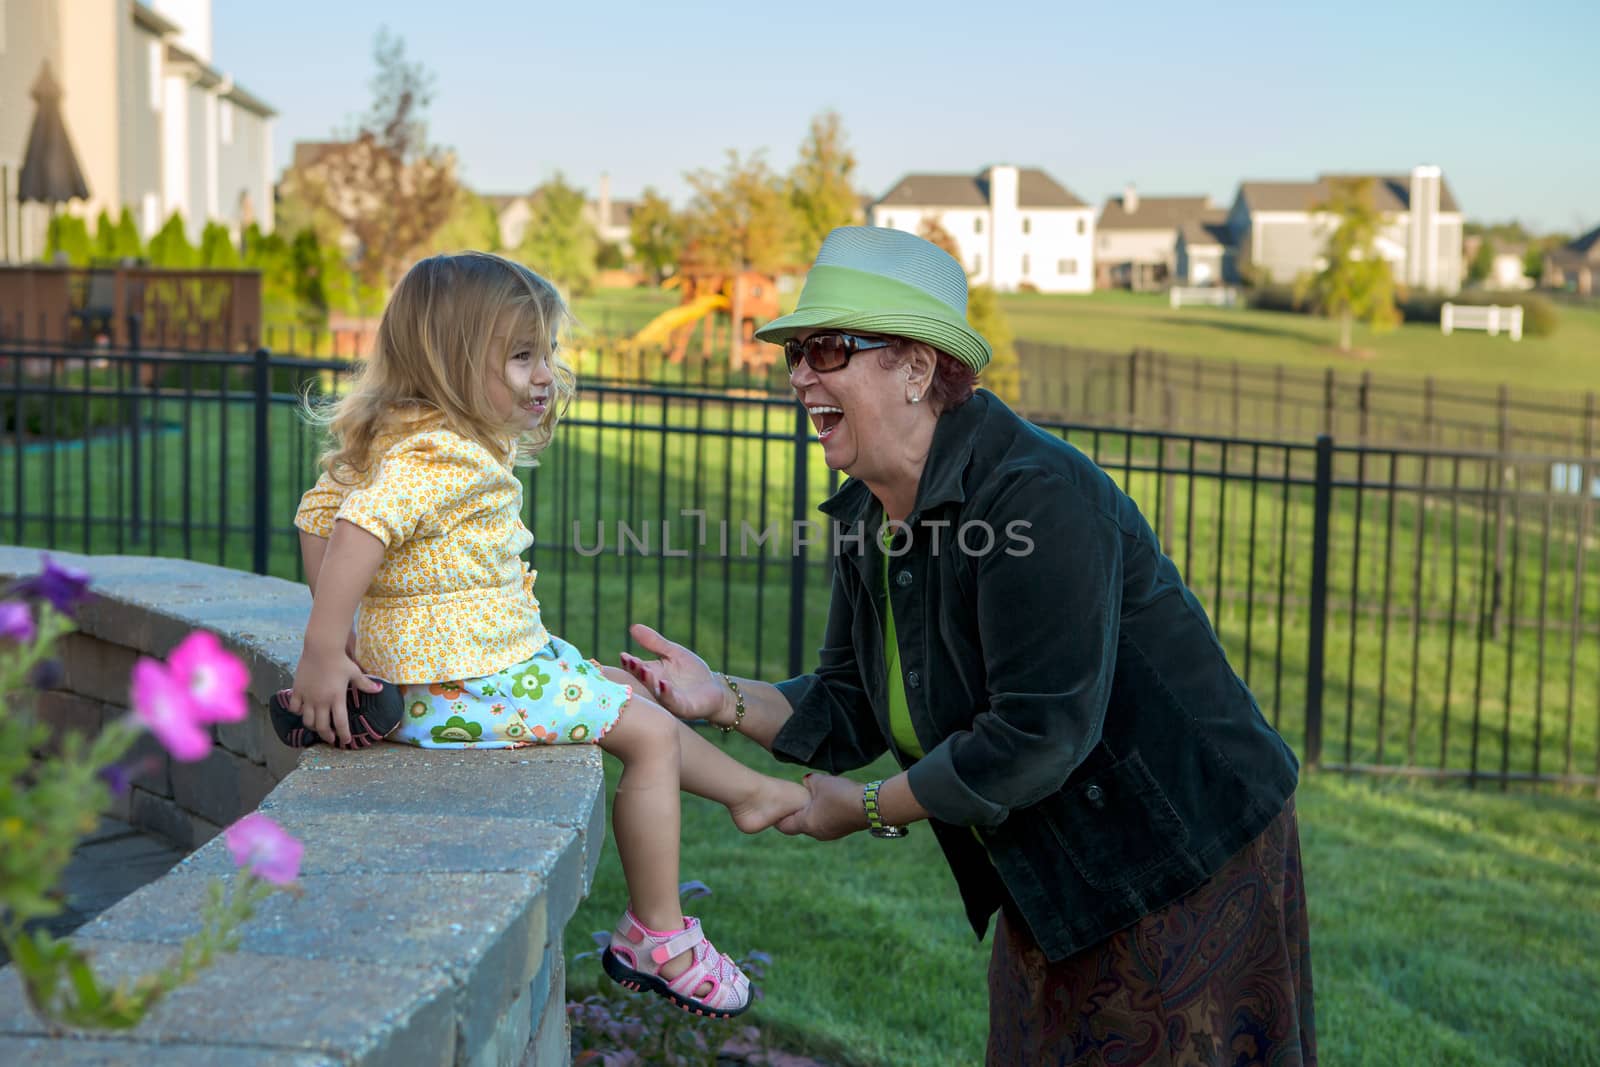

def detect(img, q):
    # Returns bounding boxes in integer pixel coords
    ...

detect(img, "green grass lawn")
[997,290,1600,397]
[564,743,1600,1066]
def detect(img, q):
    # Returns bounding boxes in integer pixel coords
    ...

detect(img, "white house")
[870,164,1094,294]
[1224,165,1464,292]
[0,0,276,260]
[1096,187,1216,290]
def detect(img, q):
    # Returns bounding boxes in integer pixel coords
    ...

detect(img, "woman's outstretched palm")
[619,623,727,723]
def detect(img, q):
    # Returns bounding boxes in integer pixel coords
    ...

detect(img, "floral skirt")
[392,634,631,749]
[987,796,1315,1066]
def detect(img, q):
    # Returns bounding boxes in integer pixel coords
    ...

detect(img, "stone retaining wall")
[0,549,604,1066]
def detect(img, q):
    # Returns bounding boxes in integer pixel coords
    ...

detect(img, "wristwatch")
[862,779,909,839]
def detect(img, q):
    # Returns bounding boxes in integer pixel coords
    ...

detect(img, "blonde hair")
[310,251,576,481]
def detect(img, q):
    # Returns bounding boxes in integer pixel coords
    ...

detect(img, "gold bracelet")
[717,673,746,734]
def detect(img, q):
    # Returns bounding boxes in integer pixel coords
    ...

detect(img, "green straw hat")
[754,226,992,371]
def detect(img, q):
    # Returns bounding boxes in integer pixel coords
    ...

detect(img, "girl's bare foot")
[728,776,810,834]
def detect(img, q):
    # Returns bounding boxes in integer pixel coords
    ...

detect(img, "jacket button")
[1084,785,1105,806]
[895,570,913,588]
[906,670,921,688]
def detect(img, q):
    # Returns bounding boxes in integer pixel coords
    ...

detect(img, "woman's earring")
[911,394,921,404]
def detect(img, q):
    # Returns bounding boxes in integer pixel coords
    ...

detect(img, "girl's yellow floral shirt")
[293,421,549,685]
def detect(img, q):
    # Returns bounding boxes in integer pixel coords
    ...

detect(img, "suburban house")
[0,0,276,261]
[1095,188,1217,290]
[1544,226,1599,296]
[1174,213,1234,287]
[1223,165,1464,292]
[485,175,637,255]
[870,165,1094,293]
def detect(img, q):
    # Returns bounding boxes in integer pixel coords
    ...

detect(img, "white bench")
[1169,286,1239,309]
[1441,302,1523,341]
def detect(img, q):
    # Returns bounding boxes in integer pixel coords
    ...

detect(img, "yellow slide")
[628,293,729,348]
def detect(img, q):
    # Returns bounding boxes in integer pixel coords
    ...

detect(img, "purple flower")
[16,555,92,617]
[0,601,34,643]
[224,814,303,885]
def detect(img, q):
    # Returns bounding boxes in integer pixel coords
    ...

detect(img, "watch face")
[870,825,909,839]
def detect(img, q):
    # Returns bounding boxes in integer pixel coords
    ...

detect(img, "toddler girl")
[281,251,806,1018]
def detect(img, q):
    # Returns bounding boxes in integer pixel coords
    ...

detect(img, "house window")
[1058,259,1077,275]
[972,254,983,274]
[1022,217,1031,235]
[1076,218,1086,236]
[883,215,893,229]
[1022,255,1030,275]
[148,40,162,111]
[220,99,234,144]
[974,217,983,234]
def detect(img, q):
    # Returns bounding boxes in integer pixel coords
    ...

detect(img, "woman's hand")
[287,641,381,746]
[619,623,732,726]
[776,774,869,841]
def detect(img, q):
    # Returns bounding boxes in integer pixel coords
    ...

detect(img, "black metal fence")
[2,341,1596,791]
[1017,340,1600,456]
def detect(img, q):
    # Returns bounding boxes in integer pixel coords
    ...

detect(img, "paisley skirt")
[391,634,631,749]
[987,797,1315,1066]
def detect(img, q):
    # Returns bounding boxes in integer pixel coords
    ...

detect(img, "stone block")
[0,1036,336,1066]
[522,952,568,1067]
[58,633,141,706]
[79,868,546,978]
[128,788,221,850]
[32,691,104,743]
[0,941,454,1066]
[178,811,575,882]
[168,745,278,827]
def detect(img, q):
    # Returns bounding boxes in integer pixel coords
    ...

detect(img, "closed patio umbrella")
[17,60,90,207]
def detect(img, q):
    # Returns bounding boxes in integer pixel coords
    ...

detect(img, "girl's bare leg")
[601,667,807,832]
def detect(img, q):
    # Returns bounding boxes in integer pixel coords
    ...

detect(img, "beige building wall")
[0,0,67,259]
[57,0,122,226]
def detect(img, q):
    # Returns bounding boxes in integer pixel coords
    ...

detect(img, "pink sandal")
[601,909,752,1018]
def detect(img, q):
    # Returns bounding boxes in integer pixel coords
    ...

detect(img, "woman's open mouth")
[808,404,844,441]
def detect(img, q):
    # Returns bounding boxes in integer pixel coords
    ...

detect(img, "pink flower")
[130,658,212,762]
[0,601,34,643]
[224,813,302,885]
[166,631,249,724]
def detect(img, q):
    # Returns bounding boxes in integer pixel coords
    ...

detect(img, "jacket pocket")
[1044,749,1191,892]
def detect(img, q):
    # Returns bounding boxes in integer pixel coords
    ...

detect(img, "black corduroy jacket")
[772,390,1299,961]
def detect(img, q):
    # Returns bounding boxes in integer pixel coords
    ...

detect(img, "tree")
[1293,177,1399,353]
[426,187,501,254]
[146,212,196,268]
[111,208,143,260]
[595,242,626,271]
[1523,246,1546,282]
[286,29,458,288]
[1467,239,1495,285]
[199,222,241,268]
[788,110,859,263]
[917,215,1020,403]
[92,210,117,261]
[683,150,794,275]
[44,214,92,265]
[515,174,598,297]
[629,187,681,285]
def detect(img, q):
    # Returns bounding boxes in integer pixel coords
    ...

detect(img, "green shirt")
[881,520,924,760]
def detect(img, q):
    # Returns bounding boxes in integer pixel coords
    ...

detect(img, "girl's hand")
[776,774,869,841]
[287,642,381,746]
[619,623,730,726]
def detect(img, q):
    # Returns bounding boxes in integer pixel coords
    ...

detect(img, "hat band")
[793,264,968,323]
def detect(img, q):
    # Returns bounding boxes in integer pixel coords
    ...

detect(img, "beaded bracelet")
[717,673,746,734]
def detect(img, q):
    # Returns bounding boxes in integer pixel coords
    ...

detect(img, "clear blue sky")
[215,0,1600,234]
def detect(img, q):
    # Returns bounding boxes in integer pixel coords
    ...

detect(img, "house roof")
[1177,212,1232,249]
[1239,174,1460,214]
[1566,225,1600,259]
[481,193,529,212]
[131,2,180,36]
[1098,195,1212,232]
[877,168,1086,209]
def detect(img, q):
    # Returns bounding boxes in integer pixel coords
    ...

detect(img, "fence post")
[128,313,144,542]
[787,403,810,677]
[1304,434,1335,768]
[252,347,271,575]
[1358,371,1371,442]
[1127,348,1139,425]
[1322,368,1335,437]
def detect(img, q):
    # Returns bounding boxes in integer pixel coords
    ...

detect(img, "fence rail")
[2,342,1596,791]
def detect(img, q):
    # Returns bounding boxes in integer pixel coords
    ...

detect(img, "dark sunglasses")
[784,332,897,374]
